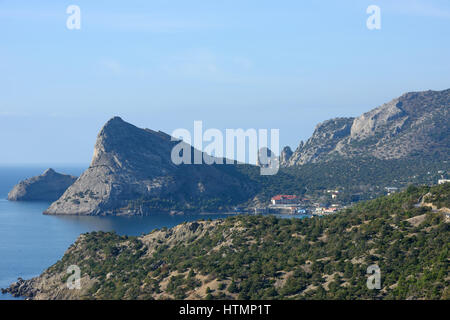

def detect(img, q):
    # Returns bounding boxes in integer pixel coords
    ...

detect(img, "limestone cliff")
[44,117,255,216]
[285,89,450,166]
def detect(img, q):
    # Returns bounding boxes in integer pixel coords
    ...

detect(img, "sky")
[1,0,449,165]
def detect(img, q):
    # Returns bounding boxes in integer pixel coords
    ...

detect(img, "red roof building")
[271,195,299,205]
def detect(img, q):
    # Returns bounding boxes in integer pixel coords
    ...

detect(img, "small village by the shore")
[250,192,344,216]
[245,178,450,217]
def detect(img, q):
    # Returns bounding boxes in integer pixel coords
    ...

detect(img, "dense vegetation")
[46,183,449,300]
[125,156,449,212]
[240,156,449,204]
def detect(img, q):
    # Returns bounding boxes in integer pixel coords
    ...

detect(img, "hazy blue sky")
[1,0,449,164]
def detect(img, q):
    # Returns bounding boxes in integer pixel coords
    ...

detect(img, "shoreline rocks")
[1,277,37,298]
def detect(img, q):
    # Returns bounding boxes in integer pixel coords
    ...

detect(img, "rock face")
[279,146,293,167]
[44,117,255,216]
[7,169,77,201]
[285,89,450,166]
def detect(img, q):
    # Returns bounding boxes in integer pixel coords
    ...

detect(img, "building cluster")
[385,187,399,196]
[326,189,340,200]
[270,195,299,205]
[252,194,342,216]
[250,173,450,217]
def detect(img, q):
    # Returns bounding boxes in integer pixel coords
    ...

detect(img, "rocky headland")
[7,168,77,202]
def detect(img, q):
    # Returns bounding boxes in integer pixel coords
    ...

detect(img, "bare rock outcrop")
[44,117,256,216]
[287,89,450,165]
[7,169,77,202]
[279,146,293,167]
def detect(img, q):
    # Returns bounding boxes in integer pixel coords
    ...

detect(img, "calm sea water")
[0,166,234,300]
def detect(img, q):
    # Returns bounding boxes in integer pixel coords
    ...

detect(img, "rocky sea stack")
[7,168,77,202]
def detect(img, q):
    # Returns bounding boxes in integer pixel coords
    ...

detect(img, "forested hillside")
[4,184,449,300]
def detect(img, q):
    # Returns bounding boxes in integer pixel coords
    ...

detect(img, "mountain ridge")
[284,89,449,166]
[43,88,449,215]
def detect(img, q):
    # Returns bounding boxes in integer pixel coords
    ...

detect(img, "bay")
[0,166,230,299]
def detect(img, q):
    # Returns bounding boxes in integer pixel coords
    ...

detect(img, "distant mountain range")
[281,89,449,166]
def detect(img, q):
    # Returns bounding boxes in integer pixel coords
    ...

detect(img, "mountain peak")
[46,118,256,216]
[43,168,56,175]
[99,116,131,133]
[106,116,125,124]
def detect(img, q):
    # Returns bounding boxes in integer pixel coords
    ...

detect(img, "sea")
[0,165,309,300]
[0,165,239,300]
